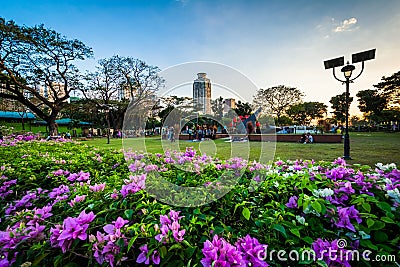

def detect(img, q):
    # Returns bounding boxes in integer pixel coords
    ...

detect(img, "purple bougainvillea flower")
[285,196,298,209]
[159,215,171,226]
[201,235,242,267]
[312,238,351,267]
[136,244,150,264]
[235,235,269,267]
[152,250,160,265]
[335,206,362,232]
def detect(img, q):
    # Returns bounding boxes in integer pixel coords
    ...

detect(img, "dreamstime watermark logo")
[256,239,397,264]
[122,61,276,207]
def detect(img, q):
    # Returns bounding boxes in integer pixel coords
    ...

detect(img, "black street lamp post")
[324,49,376,160]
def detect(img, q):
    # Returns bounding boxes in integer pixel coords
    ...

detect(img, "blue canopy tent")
[0,111,36,120]
[34,118,92,126]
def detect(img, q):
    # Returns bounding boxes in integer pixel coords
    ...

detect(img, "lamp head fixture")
[341,62,355,79]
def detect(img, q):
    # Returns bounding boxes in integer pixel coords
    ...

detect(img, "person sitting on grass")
[306,132,314,143]
[299,133,307,143]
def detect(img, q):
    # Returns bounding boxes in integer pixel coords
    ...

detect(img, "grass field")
[80,132,400,166]
[1,122,72,135]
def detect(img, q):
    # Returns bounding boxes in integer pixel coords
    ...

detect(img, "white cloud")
[175,0,189,6]
[334,17,358,32]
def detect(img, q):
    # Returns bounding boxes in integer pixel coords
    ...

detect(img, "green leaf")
[127,236,137,252]
[373,231,388,243]
[273,224,287,238]
[376,202,392,213]
[316,260,329,267]
[234,201,247,215]
[366,218,374,228]
[160,246,168,258]
[184,247,196,258]
[168,243,182,251]
[302,236,314,244]
[381,216,395,224]
[289,228,300,238]
[302,199,310,212]
[360,240,378,250]
[362,202,371,213]
[242,207,251,220]
[182,240,192,247]
[311,201,321,213]
[369,221,385,231]
[32,253,49,266]
[124,209,134,220]
[214,226,224,235]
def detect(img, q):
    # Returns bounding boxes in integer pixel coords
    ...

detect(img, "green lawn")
[79,132,400,166]
[1,122,72,135]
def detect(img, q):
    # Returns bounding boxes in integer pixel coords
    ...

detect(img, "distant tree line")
[1,17,399,136]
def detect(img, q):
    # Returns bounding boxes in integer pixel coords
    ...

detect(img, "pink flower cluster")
[67,171,91,183]
[0,175,17,198]
[5,190,40,215]
[90,217,129,267]
[136,244,160,265]
[120,174,146,198]
[50,210,95,253]
[201,235,268,267]
[312,238,351,267]
[0,206,53,266]
[69,195,86,207]
[155,210,185,244]
[333,205,362,232]
[89,183,106,192]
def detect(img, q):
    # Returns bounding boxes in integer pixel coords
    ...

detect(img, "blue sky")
[2,0,400,115]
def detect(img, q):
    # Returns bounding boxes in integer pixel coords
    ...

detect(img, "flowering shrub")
[0,132,72,147]
[0,140,399,266]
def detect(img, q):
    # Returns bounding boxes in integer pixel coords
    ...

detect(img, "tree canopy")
[356,89,388,122]
[286,102,327,125]
[232,100,252,117]
[374,70,400,106]
[0,17,93,135]
[211,96,224,120]
[329,92,353,124]
[253,85,304,125]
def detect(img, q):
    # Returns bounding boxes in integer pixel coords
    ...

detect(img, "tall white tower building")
[193,73,211,114]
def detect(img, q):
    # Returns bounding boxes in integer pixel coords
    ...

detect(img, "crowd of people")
[182,125,218,141]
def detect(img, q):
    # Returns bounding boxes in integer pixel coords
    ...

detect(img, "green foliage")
[356,89,388,122]
[329,92,354,124]
[253,85,304,124]
[0,17,93,135]
[232,100,253,116]
[374,70,400,106]
[0,141,399,266]
[211,96,225,120]
[286,102,327,125]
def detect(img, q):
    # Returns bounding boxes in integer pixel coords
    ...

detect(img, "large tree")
[303,102,328,123]
[81,57,122,143]
[158,95,192,125]
[253,85,304,125]
[211,96,224,121]
[329,92,353,124]
[80,55,164,137]
[286,103,307,125]
[0,18,92,135]
[115,56,164,134]
[232,100,252,117]
[374,71,400,107]
[286,102,327,125]
[356,89,388,122]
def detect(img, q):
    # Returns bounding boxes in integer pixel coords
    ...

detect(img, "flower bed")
[0,137,399,266]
